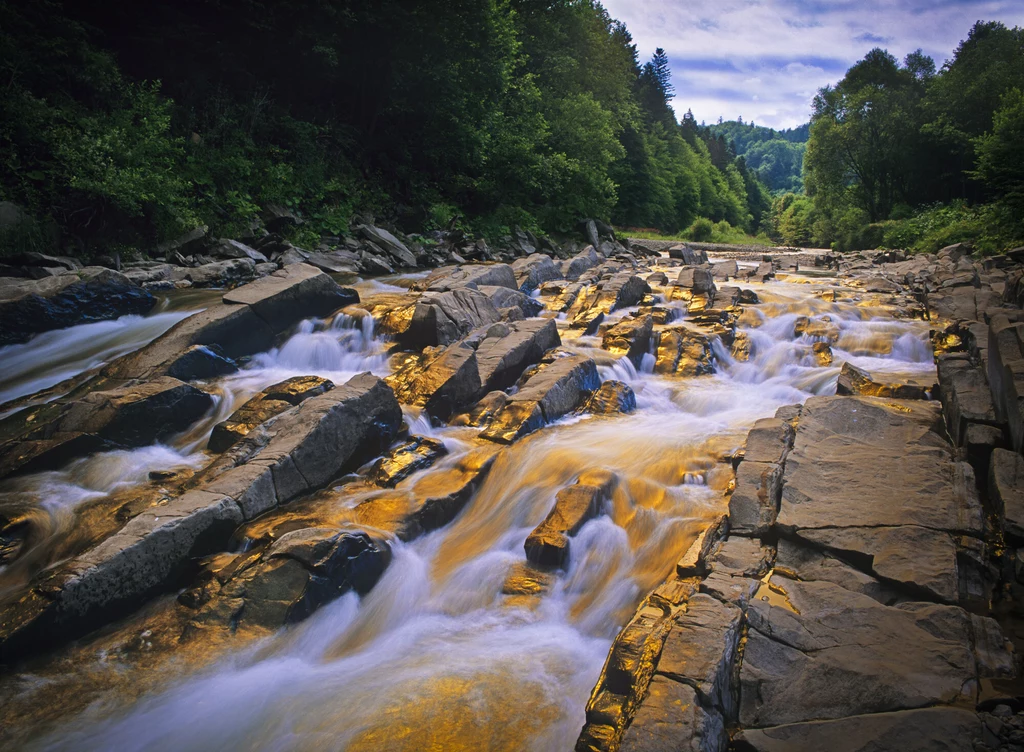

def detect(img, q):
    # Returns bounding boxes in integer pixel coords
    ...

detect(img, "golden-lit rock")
[208,375,333,453]
[794,315,840,343]
[584,381,637,415]
[731,331,752,362]
[813,341,833,366]
[525,472,616,567]
[837,362,932,400]
[368,436,448,487]
[654,326,715,377]
[502,561,554,596]
[601,315,653,367]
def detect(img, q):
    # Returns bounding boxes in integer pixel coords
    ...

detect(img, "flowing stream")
[0,265,936,750]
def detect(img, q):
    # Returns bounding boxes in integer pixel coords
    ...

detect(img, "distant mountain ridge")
[708,120,809,194]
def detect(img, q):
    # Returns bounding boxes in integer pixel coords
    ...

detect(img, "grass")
[620,221,775,247]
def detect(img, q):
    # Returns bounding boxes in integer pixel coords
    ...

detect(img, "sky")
[601,0,1024,130]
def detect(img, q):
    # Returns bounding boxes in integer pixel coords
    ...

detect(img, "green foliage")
[687,218,714,241]
[708,121,808,194]
[973,88,1024,218]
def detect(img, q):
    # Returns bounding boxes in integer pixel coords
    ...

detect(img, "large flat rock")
[777,396,983,535]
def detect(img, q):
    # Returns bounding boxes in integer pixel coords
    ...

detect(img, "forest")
[0,0,770,257]
[777,20,1024,254]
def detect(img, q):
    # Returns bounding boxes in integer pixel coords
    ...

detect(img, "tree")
[973,88,1024,217]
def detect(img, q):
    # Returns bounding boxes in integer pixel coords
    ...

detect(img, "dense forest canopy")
[0,0,770,255]
[785,20,1024,253]
[708,120,809,194]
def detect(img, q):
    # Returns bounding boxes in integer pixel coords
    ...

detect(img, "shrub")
[687,217,714,241]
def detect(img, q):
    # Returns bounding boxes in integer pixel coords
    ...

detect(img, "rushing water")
[0,266,937,750]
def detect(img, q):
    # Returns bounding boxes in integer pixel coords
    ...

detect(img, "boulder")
[481,355,600,443]
[0,268,156,346]
[584,381,637,415]
[415,264,517,292]
[618,677,725,752]
[221,263,357,334]
[208,376,334,453]
[261,204,302,233]
[387,341,481,420]
[836,362,932,400]
[177,257,257,287]
[403,288,502,348]
[990,448,1024,543]
[710,260,738,280]
[368,436,448,487]
[525,472,614,567]
[654,327,715,377]
[602,315,653,368]
[563,246,602,281]
[156,226,208,258]
[512,253,562,293]
[303,250,360,274]
[358,225,417,267]
[0,377,213,477]
[477,285,543,318]
[210,239,269,263]
[668,244,709,265]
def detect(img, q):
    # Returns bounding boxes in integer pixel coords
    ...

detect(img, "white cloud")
[601,0,1024,128]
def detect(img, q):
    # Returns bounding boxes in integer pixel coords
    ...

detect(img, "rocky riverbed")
[0,232,1022,751]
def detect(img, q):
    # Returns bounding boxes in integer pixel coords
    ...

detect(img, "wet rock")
[836,362,932,400]
[0,374,402,661]
[569,272,650,332]
[710,260,738,280]
[0,268,156,346]
[987,315,1024,453]
[739,577,1007,727]
[728,417,795,536]
[481,355,600,443]
[387,341,481,420]
[404,288,502,348]
[990,449,1024,543]
[357,225,417,268]
[654,326,715,377]
[450,390,509,428]
[303,250,359,274]
[178,257,257,287]
[0,377,213,477]
[602,315,653,367]
[618,676,725,752]
[676,267,717,295]
[584,381,637,415]
[416,264,518,292]
[812,341,833,366]
[525,472,615,567]
[477,285,543,318]
[512,254,562,293]
[368,436,448,487]
[734,707,983,752]
[220,528,391,630]
[210,239,269,264]
[164,344,238,381]
[563,246,602,281]
[502,561,553,597]
[778,397,983,536]
[668,244,709,265]
[208,376,334,453]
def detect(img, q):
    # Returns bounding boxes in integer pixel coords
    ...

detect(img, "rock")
[416,264,518,292]
[403,287,502,348]
[156,226,208,258]
[938,243,971,264]
[277,246,310,266]
[657,593,742,718]
[359,249,394,276]
[654,327,715,377]
[987,315,1024,453]
[369,436,448,487]
[164,344,238,381]
[585,219,600,249]
[210,239,269,263]
[990,448,1024,543]
[602,315,653,367]
[0,374,402,661]
[177,258,257,287]
[936,355,998,447]
[812,341,833,366]
[710,260,738,280]
[481,355,600,443]
[387,341,481,420]
[222,528,391,630]
[208,376,334,453]
[477,285,543,318]
[739,577,1004,727]
[303,250,360,274]
[0,377,213,477]
[512,253,562,293]
[668,244,709,265]
[676,267,716,295]
[584,381,637,415]
[618,677,725,752]
[358,225,417,267]
[474,318,560,393]
[262,204,302,233]
[676,517,729,578]
[221,263,357,335]
[0,268,156,346]
[777,396,983,536]
[836,362,931,400]
[735,707,983,752]
[569,272,650,332]
[563,247,602,281]
[525,473,614,567]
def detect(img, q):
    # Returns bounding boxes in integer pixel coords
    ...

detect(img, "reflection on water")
[3,269,938,751]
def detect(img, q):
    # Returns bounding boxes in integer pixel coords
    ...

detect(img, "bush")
[687,217,714,241]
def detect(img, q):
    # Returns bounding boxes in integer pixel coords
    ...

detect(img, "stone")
[775,538,905,605]
[836,362,931,400]
[403,288,502,348]
[477,285,543,318]
[654,327,715,377]
[602,315,654,367]
[0,268,155,346]
[208,376,334,453]
[990,448,1024,543]
[584,381,637,415]
[525,475,614,567]
[221,263,357,334]
[262,204,302,233]
[474,318,560,393]
[739,577,1005,727]
[358,225,417,267]
[937,356,999,447]
[177,257,257,287]
[416,264,518,292]
[563,247,602,281]
[210,239,269,263]
[668,245,709,265]
[369,436,448,487]
[481,355,600,443]
[676,267,717,295]
[618,677,726,752]
[156,226,208,258]
[0,377,213,477]
[164,345,238,381]
[303,250,359,274]
[734,708,983,752]
[710,260,738,280]
[512,253,562,293]
[777,397,983,536]
[387,341,481,420]
[987,315,1024,453]
[727,461,782,536]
